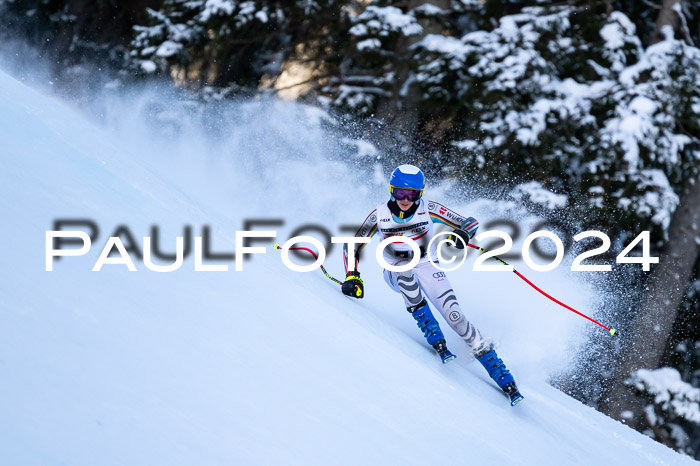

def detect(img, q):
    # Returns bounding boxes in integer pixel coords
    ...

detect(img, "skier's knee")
[406,298,428,314]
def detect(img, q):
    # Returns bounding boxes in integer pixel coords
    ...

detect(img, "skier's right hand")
[342,271,364,299]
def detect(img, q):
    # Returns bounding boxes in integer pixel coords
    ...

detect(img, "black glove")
[341,271,364,299]
[447,216,479,249]
[447,229,471,249]
[461,216,479,238]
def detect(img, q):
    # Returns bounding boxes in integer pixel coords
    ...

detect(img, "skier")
[341,164,523,406]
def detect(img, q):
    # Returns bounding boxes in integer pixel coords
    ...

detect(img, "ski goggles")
[390,186,423,201]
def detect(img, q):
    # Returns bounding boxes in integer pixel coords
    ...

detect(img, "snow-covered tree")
[0,0,158,90]
[626,367,700,455]
[666,270,700,454]
[410,5,699,241]
[129,0,350,91]
[320,2,427,117]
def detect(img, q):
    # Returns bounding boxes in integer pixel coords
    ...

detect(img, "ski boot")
[408,299,455,364]
[477,348,524,406]
[433,339,456,364]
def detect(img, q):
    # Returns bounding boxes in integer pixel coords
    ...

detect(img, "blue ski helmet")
[390,164,425,202]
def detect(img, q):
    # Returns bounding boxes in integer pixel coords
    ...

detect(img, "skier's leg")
[412,262,490,356]
[384,268,453,360]
[476,348,524,406]
[414,262,521,397]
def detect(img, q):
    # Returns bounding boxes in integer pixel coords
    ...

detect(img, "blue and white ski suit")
[344,198,489,355]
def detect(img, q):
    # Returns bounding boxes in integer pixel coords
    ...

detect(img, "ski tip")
[510,394,524,407]
[441,354,456,364]
[609,328,616,336]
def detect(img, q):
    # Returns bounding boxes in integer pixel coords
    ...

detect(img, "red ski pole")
[466,243,616,336]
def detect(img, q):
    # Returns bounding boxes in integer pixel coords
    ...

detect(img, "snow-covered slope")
[0,69,695,466]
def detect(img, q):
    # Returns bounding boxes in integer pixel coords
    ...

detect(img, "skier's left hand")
[461,217,479,238]
[448,229,470,249]
[448,217,478,249]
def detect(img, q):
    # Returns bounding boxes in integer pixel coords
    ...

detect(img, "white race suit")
[343,198,490,355]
